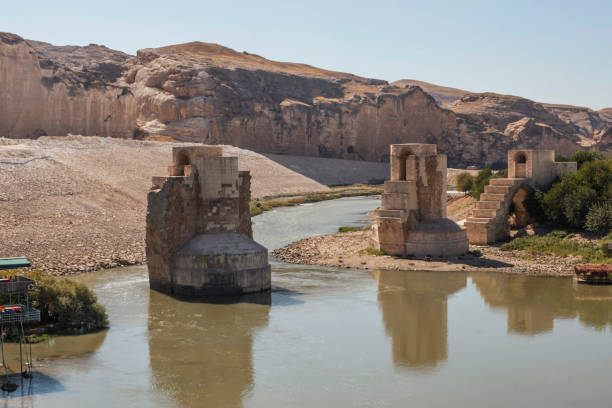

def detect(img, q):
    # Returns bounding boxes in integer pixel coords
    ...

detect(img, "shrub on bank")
[585,202,612,233]
[456,169,507,200]
[534,156,612,231]
[338,225,371,233]
[0,270,108,334]
[601,233,612,257]
[360,248,386,256]
[500,231,611,263]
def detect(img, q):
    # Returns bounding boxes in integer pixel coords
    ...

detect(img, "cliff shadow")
[262,153,389,186]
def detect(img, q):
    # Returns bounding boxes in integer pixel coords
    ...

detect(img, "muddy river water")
[2,197,612,407]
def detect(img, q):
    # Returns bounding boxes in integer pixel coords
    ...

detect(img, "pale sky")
[3,0,611,109]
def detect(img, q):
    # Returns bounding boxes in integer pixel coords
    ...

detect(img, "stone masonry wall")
[146,174,201,292]
[238,171,253,239]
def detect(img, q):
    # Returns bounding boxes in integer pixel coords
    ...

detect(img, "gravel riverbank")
[273,230,579,277]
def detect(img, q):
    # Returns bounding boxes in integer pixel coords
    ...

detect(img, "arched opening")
[508,187,530,229]
[514,152,527,178]
[398,150,413,181]
[176,151,190,176]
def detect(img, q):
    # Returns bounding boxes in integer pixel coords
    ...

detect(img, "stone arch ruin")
[513,151,528,178]
[397,150,413,181]
[465,149,577,244]
[372,144,469,257]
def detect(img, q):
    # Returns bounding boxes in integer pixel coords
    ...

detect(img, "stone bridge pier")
[465,150,577,245]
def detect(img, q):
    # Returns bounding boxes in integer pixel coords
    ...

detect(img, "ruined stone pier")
[372,143,469,257]
[146,145,270,296]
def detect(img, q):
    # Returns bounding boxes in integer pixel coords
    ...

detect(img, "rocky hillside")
[392,79,469,106]
[394,79,612,149]
[1,32,609,167]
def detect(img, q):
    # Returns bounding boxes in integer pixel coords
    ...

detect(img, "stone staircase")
[464,178,527,244]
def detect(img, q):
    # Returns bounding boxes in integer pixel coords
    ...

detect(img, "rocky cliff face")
[0,33,136,138]
[1,32,608,167]
[128,43,463,164]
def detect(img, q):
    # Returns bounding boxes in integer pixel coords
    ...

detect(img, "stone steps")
[466,177,527,244]
[484,185,511,194]
[471,208,498,218]
[464,218,491,223]
[480,193,505,201]
[489,178,525,186]
[476,200,501,209]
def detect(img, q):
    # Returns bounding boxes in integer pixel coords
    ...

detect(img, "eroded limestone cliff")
[1,32,608,167]
[0,32,136,138]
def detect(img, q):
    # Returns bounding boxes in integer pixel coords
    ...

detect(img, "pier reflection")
[373,270,467,370]
[472,273,612,334]
[148,291,270,408]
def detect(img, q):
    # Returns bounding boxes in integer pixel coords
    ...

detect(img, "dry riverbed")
[273,230,580,277]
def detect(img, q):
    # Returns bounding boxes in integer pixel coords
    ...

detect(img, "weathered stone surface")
[146,145,270,296]
[0,32,137,139]
[372,143,468,257]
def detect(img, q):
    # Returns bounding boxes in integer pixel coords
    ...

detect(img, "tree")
[585,202,612,233]
[570,150,606,168]
[456,172,474,192]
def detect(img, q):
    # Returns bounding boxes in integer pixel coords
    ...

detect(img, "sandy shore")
[273,230,578,277]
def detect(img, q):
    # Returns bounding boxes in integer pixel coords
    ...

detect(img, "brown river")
[2,197,611,407]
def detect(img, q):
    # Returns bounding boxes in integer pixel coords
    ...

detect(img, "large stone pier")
[372,144,469,257]
[146,145,271,296]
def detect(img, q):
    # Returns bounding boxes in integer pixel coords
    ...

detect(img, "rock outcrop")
[0,32,136,139]
[1,32,608,167]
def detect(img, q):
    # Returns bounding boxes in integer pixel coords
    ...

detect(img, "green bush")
[601,233,612,257]
[555,154,571,162]
[0,270,108,333]
[466,168,506,200]
[536,157,612,229]
[563,186,598,228]
[360,248,386,256]
[456,172,474,192]
[570,150,606,168]
[585,202,612,233]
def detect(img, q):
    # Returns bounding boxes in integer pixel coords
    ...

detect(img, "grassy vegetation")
[500,231,612,263]
[601,232,612,257]
[359,247,386,256]
[250,184,383,216]
[0,269,108,336]
[338,225,371,233]
[530,151,611,232]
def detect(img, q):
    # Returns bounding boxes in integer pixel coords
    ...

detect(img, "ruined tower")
[146,145,270,296]
[372,143,469,257]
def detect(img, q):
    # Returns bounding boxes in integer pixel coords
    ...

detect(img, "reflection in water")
[148,291,270,408]
[373,270,466,370]
[0,330,107,401]
[473,273,612,334]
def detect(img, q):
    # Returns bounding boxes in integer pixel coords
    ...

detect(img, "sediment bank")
[273,230,579,277]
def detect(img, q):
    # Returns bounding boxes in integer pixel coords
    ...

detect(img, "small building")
[508,149,576,188]
[372,144,468,257]
[146,146,270,296]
